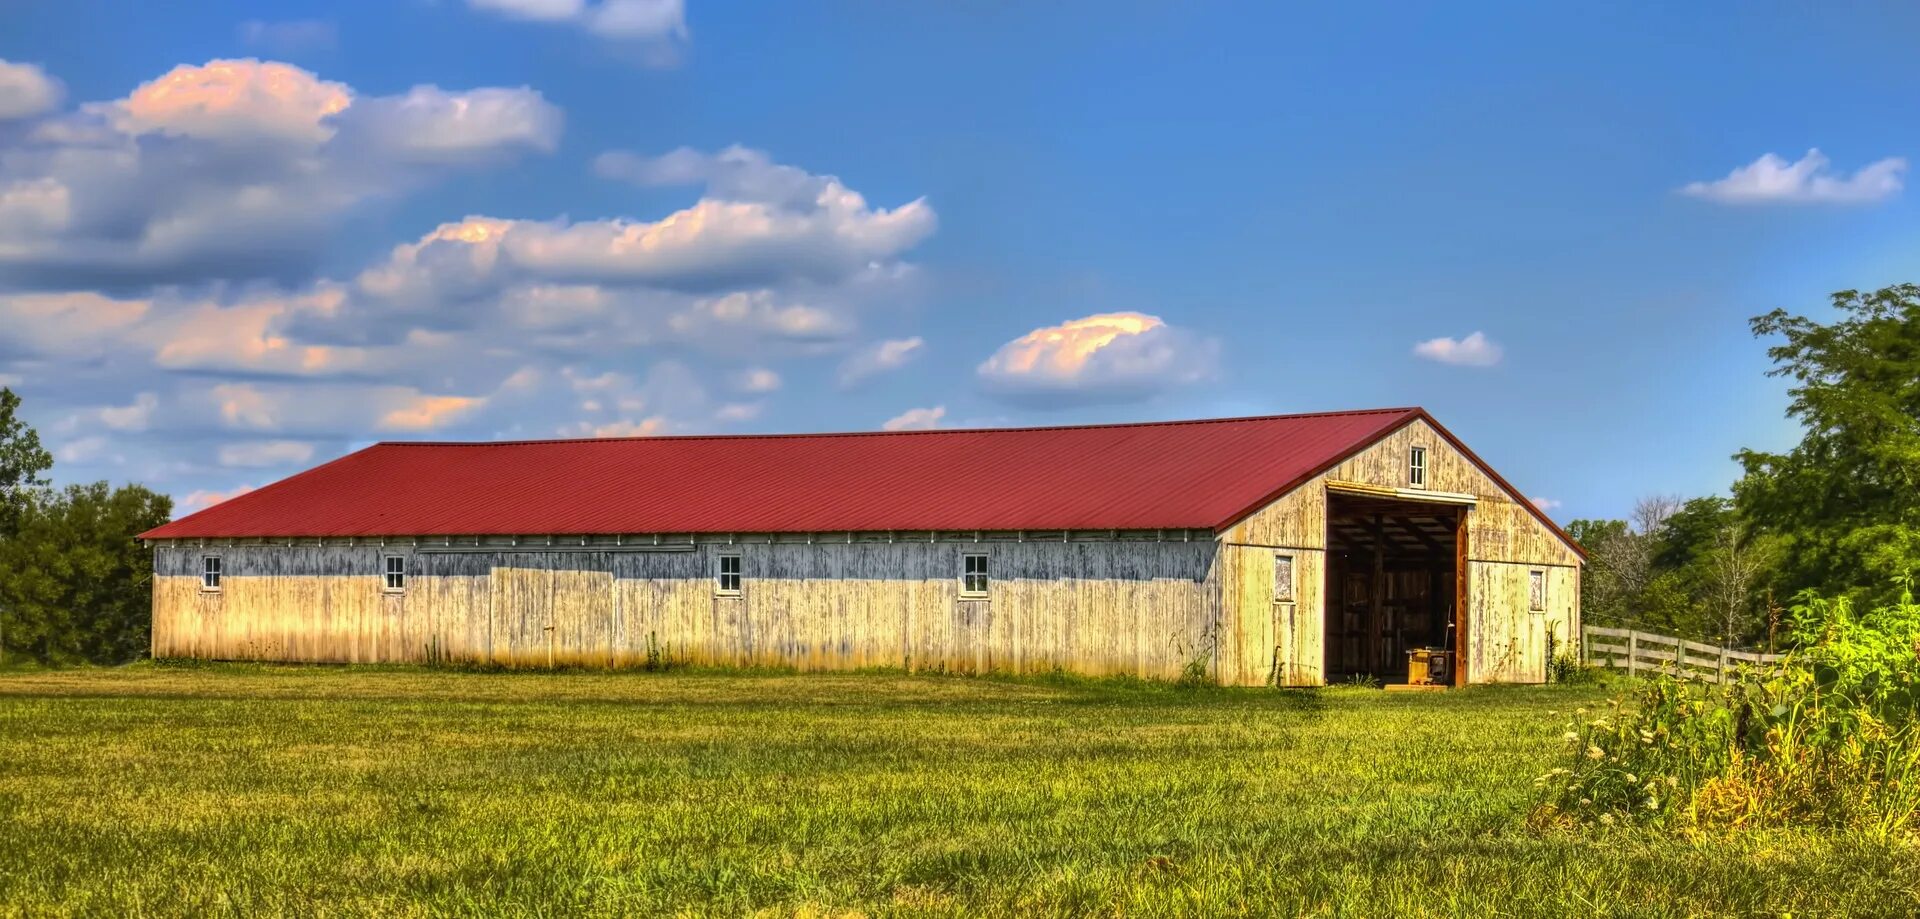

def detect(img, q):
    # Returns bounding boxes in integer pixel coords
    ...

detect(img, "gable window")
[961,553,989,598]
[1529,570,1547,612]
[1409,446,1428,488]
[716,553,742,596]
[201,555,222,592]
[383,555,406,593]
[1273,553,1295,603]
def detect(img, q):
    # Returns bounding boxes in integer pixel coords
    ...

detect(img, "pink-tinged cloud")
[378,394,484,431]
[177,484,256,515]
[977,312,1218,406]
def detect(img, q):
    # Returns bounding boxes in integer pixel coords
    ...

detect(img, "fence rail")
[1583,625,1785,685]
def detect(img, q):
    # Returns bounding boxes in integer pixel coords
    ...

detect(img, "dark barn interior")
[1325,493,1464,685]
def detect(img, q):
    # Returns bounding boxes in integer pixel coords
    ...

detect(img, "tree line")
[0,388,170,665]
[1570,285,1920,649]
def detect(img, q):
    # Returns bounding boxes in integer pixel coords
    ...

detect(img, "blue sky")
[3,1,1917,521]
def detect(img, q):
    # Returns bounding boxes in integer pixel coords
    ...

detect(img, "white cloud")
[1530,496,1562,512]
[730,367,782,393]
[95,392,159,431]
[838,336,924,387]
[352,149,931,296]
[467,0,688,51]
[977,312,1218,406]
[218,439,316,467]
[0,59,62,120]
[667,290,851,343]
[344,85,562,164]
[1680,149,1905,205]
[1412,331,1503,367]
[55,435,110,463]
[882,406,945,431]
[0,59,561,289]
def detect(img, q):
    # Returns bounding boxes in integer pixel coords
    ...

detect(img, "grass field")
[0,666,1915,917]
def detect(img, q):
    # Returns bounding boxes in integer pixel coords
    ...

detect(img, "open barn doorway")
[1325,491,1466,686]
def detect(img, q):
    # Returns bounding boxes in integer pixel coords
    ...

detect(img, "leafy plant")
[1535,584,1920,836]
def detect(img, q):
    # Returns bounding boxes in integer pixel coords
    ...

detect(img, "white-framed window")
[383,554,406,593]
[716,553,742,596]
[1273,553,1295,603]
[1409,446,1428,488]
[1529,570,1547,612]
[201,555,222,592]
[961,553,989,598]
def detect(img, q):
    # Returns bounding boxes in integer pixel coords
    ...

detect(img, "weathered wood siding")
[153,540,1224,679]
[1217,418,1581,685]
[1465,562,1578,683]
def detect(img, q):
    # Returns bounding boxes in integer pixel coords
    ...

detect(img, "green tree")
[1735,285,1920,601]
[0,387,53,537]
[0,483,172,664]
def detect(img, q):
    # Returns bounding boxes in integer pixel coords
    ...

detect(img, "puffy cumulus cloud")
[108,59,352,145]
[0,59,62,120]
[341,146,929,324]
[5,135,941,503]
[976,312,1218,407]
[1412,331,1503,367]
[838,336,923,387]
[882,405,945,431]
[1680,149,1905,205]
[0,59,562,289]
[218,439,316,467]
[467,0,689,52]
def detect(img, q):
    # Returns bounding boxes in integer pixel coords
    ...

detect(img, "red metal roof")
[141,407,1573,549]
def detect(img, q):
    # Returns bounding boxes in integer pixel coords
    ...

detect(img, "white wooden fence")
[1583,625,1785,685]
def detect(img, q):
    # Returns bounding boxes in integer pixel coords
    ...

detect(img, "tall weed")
[1535,584,1920,836]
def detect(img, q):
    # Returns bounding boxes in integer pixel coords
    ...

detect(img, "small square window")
[961,553,989,598]
[716,554,742,596]
[383,555,406,593]
[1529,570,1547,612]
[201,555,222,592]
[1273,554,1295,603]
[1409,446,1428,488]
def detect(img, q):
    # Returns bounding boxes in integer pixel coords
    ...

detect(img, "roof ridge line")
[377,407,1426,448]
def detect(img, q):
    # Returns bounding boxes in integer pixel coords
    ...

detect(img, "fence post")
[1717,647,1728,685]
[1627,631,1638,678]
[1676,640,1685,675]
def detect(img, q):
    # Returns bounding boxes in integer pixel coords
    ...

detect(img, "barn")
[140,408,1584,686]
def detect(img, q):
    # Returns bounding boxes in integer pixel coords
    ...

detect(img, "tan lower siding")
[153,542,1226,679]
[1465,561,1577,683]
[1217,544,1326,687]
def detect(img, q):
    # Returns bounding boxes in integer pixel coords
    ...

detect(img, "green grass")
[0,666,1914,917]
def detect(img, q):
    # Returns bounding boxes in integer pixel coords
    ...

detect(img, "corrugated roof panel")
[142,408,1432,538]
